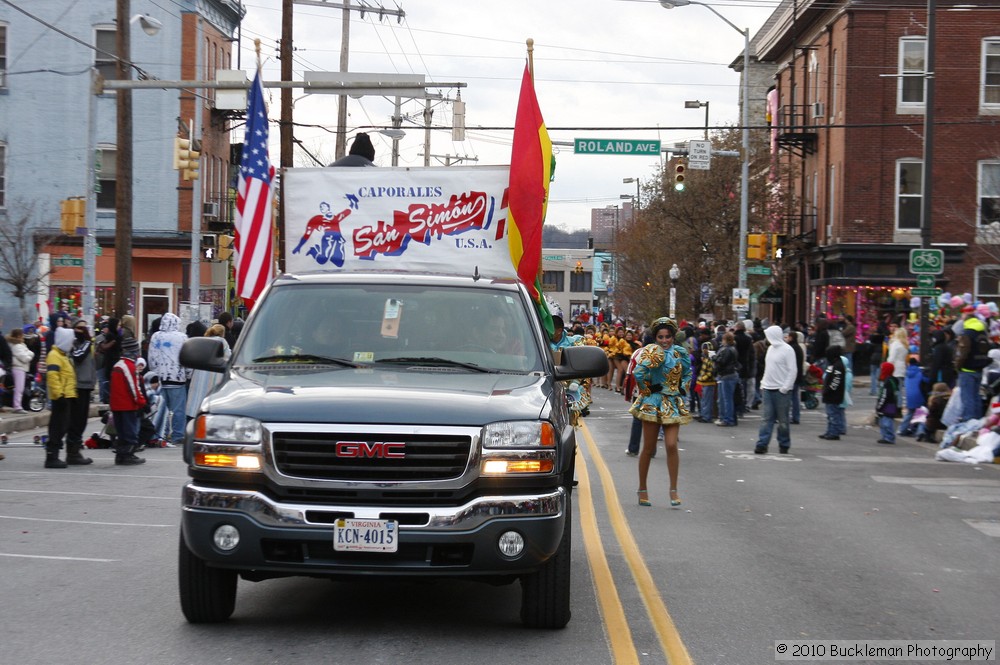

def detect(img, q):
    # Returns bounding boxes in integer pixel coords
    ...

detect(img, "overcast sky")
[237,0,778,231]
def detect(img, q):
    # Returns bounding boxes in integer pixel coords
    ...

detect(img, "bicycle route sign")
[909,248,944,275]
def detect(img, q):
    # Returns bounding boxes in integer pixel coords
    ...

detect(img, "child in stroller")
[801,363,824,410]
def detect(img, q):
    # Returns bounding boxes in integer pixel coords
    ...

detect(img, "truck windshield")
[235,283,545,373]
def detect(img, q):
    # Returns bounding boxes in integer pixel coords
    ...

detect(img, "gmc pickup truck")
[178,270,607,628]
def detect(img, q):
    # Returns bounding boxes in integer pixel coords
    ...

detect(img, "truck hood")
[202,366,553,426]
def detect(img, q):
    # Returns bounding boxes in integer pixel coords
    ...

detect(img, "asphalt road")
[0,389,997,665]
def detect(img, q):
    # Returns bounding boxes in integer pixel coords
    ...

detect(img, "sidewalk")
[0,404,105,436]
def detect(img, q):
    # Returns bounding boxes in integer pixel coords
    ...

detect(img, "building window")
[0,25,7,89]
[96,147,117,210]
[569,271,592,293]
[984,39,1000,106]
[95,27,118,82]
[896,160,923,230]
[0,143,6,208]
[899,38,926,106]
[830,49,839,117]
[975,265,1000,302]
[541,270,564,293]
[980,162,1000,226]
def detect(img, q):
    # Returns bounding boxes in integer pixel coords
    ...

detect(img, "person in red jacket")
[110,336,147,466]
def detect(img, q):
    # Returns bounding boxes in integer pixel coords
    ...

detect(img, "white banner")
[283,166,516,277]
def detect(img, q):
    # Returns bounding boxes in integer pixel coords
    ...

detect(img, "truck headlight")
[194,415,263,444]
[482,421,555,448]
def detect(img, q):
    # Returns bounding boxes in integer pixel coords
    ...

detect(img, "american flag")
[234,68,274,308]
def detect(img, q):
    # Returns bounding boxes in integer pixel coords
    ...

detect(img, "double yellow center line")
[576,421,694,665]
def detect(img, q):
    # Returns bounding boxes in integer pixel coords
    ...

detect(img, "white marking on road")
[0,515,175,528]
[0,552,120,562]
[964,519,1000,537]
[819,456,940,463]
[0,489,174,500]
[870,476,1000,486]
[909,487,1000,502]
[0,470,185,480]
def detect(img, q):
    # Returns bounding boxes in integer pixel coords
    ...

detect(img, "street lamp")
[684,100,710,140]
[669,263,680,319]
[622,176,641,209]
[661,0,751,298]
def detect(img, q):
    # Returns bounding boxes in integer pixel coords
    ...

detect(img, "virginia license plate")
[333,518,398,553]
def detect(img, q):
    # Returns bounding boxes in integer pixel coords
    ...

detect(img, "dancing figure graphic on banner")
[293,201,351,266]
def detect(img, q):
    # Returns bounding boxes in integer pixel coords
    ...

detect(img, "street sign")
[573,138,661,155]
[747,266,772,275]
[687,140,712,170]
[909,248,944,275]
[916,274,935,288]
[911,287,942,297]
[52,257,83,267]
[732,287,750,310]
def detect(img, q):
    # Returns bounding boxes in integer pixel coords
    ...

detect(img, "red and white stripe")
[234,166,274,306]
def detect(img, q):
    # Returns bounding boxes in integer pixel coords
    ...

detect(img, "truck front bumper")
[181,483,567,576]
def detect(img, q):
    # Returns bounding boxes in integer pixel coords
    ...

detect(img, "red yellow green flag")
[508,63,554,335]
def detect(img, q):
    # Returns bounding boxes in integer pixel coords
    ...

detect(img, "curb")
[0,404,105,436]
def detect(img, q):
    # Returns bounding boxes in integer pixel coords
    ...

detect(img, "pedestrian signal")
[674,162,686,192]
[747,233,767,261]
[201,233,217,260]
[771,233,787,259]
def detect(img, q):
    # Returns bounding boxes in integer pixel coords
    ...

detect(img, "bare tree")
[611,127,798,324]
[0,200,60,322]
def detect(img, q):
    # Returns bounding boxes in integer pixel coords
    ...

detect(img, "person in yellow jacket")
[44,327,80,469]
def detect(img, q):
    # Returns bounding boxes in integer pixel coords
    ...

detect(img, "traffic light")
[771,233,787,259]
[674,161,686,192]
[173,137,190,170]
[60,198,84,234]
[218,234,235,261]
[574,261,584,274]
[747,233,767,261]
[202,233,217,260]
[173,137,200,180]
[183,145,201,181]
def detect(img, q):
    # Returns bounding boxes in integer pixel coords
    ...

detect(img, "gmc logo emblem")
[335,441,406,459]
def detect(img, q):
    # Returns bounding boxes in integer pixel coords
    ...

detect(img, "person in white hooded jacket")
[754,325,799,455]
[147,313,191,446]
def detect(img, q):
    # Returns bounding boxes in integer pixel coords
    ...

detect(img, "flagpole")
[525,38,545,305]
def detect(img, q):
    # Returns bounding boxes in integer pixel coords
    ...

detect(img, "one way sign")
[687,140,712,170]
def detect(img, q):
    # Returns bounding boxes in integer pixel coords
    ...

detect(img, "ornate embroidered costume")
[629,343,693,425]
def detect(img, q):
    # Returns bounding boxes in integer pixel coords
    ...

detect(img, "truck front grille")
[271,432,472,481]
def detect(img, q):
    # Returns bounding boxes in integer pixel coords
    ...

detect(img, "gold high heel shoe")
[637,489,651,507]
[669,489,682,508]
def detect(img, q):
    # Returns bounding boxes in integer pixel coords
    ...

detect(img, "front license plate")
[333,518,398,553]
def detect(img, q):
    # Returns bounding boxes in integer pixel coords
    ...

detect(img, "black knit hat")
[349,133,375,161]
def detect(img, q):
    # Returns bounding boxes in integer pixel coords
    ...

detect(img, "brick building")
[0,0,242,331]
[756,0,1000,332]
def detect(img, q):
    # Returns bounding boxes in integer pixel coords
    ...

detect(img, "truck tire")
[519,492,571,629]
[178,530,237,623]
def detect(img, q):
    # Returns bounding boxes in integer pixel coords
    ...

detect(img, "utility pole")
[336,0,351,159]
[288,0,406,159]
[919,0,937,365]
[114,0,133,318]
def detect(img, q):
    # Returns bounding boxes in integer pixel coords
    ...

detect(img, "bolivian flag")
[508,63,555,335]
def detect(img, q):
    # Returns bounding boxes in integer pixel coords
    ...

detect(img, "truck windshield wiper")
[251,354,361,368]
[374,356,493,373]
